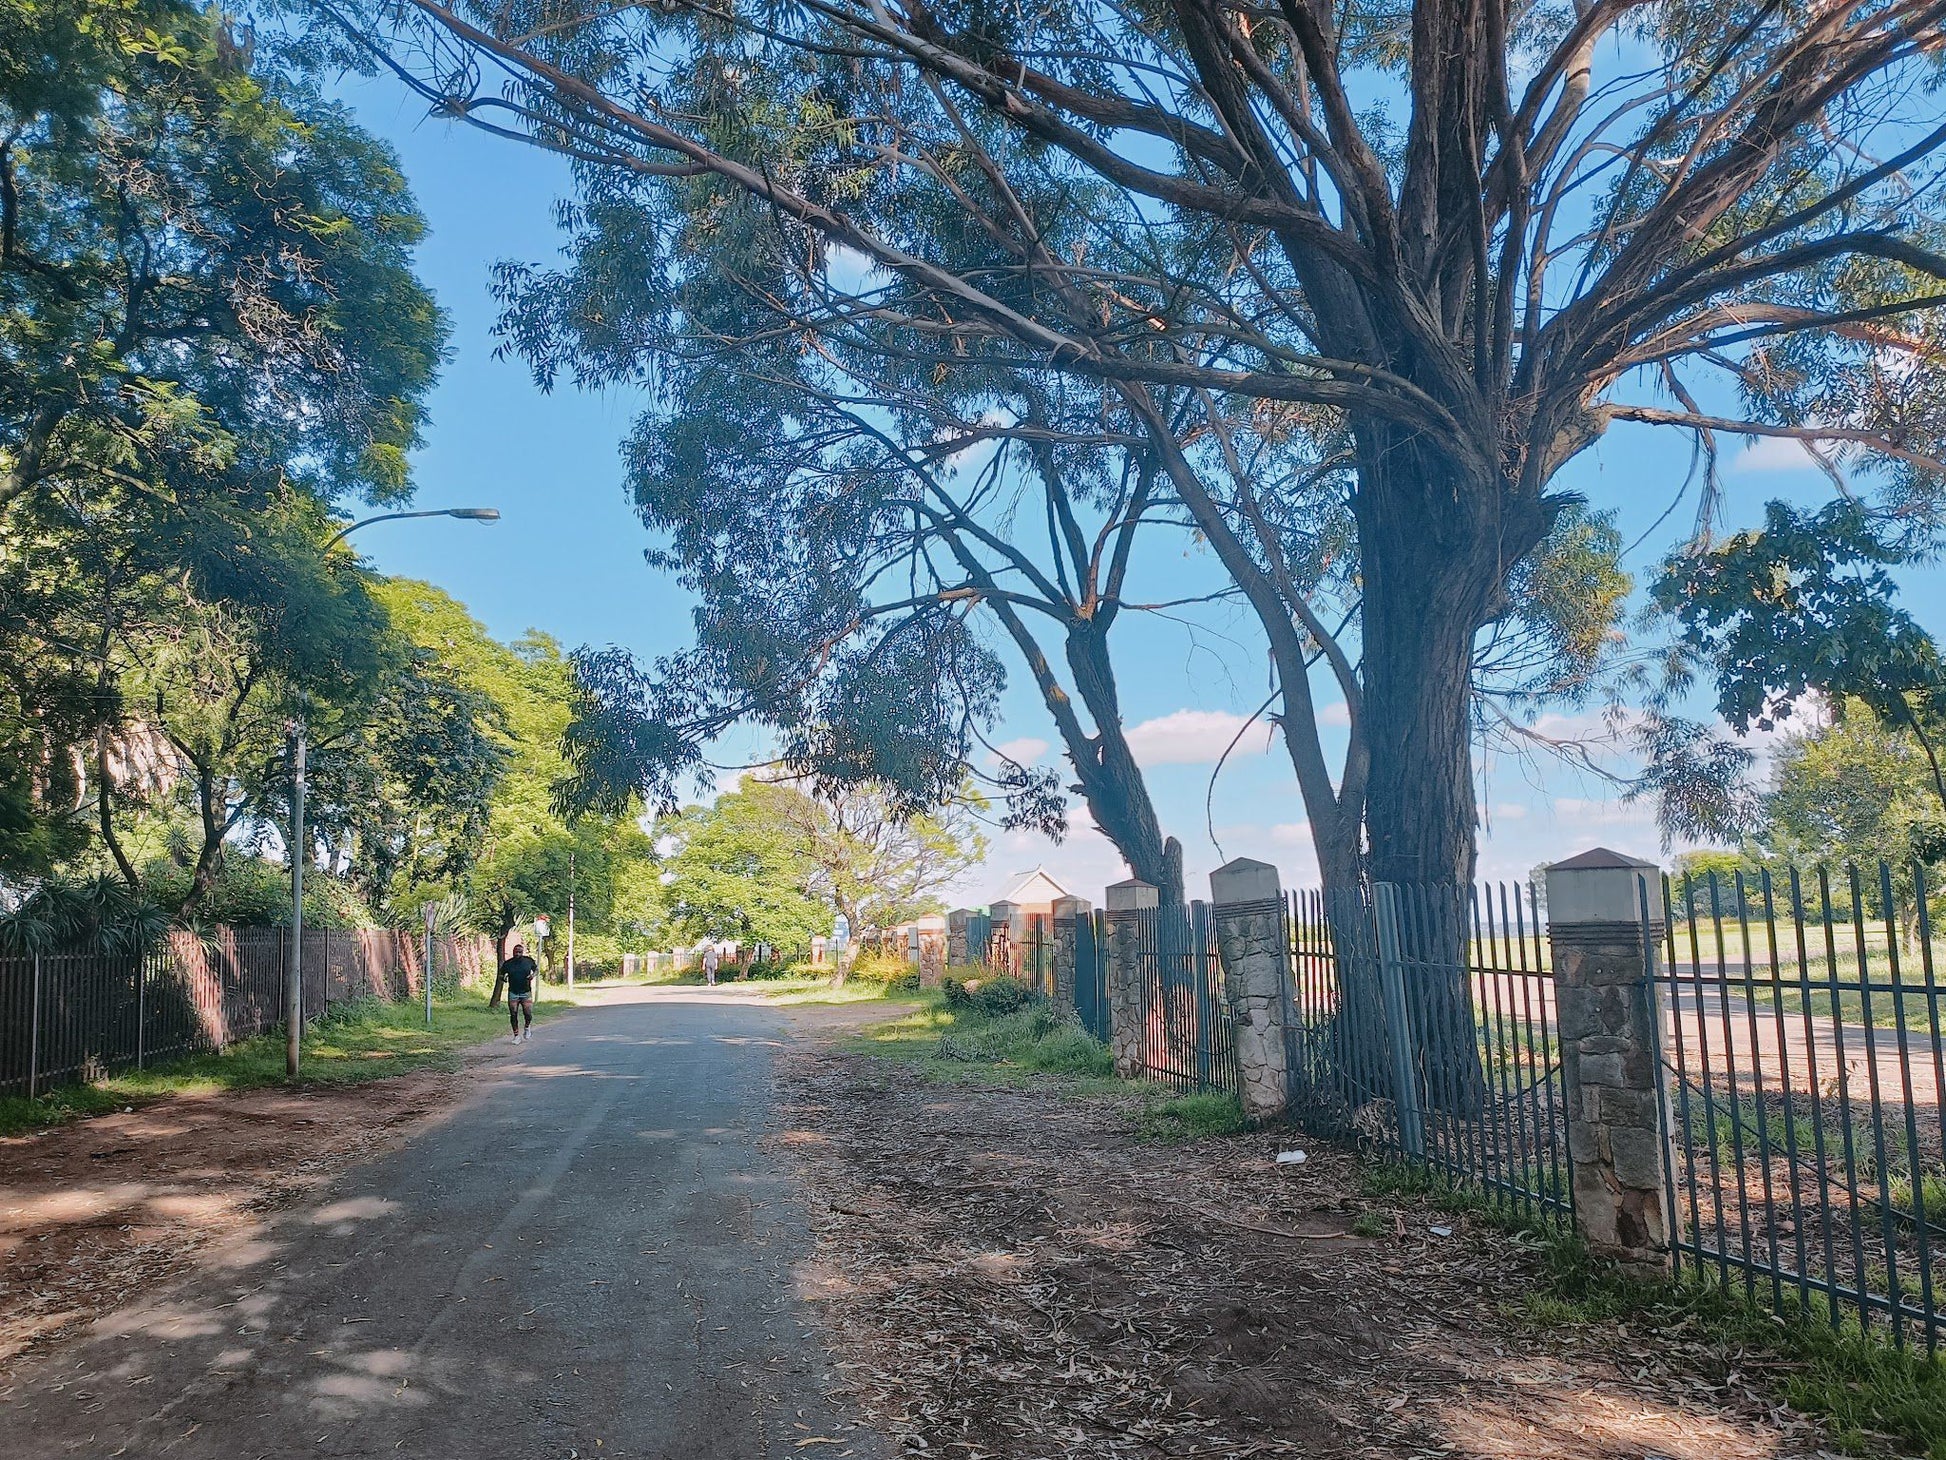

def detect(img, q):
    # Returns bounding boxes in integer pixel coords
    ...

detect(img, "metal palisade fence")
[1657,862,1946,1352]
[0,927,495,1098]
[1285,880,1570,1222]
[1127,902,1241,1095]
[1034,859,1946,1348]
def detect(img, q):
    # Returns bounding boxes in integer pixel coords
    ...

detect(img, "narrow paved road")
[0,987,885,1460]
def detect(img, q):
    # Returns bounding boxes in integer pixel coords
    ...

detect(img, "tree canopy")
[0,0,451,902]
[647,778,984,950]
[319,0,1946,899]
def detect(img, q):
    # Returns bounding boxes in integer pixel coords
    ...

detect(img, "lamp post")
[285,506,499,1077]
[566,847,577,994]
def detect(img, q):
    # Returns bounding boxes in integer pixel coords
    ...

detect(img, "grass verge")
[1357,1161,1946,1459]
[848,991,1246,1139]
[0,992,566,1137]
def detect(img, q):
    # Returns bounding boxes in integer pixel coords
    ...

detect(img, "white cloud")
[1732,435,1820,475]
[988,736,1050,767]
[1491,802,1529,821]
[1125,708,1274,766]
[1318,701,1352,727]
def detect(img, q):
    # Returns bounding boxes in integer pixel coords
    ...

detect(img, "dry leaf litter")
[772,1046,1859,1460]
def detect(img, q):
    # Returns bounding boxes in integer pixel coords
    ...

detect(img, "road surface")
[0,987,885,1460]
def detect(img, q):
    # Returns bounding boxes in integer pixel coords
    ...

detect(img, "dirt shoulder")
[0,1039,522,1364]
[775,1044,1841,1460]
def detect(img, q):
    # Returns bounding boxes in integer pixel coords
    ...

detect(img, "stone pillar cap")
[1105,878,1159,912]
[1544,847,1667,926]
[1210,857,1282,906]
[1051,895,1092,914]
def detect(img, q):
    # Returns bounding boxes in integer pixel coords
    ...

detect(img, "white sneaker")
[510,1032,522,1044]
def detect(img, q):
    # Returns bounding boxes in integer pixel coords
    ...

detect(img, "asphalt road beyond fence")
[0,987,886,1460]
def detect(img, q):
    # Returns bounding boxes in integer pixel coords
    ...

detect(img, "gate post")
[917,927,946,988]
[1050,896,1091,1011]
[946,910,971,969]
[1544,848,1672,1274]
[1209,859,1294,1123]
[1103,879,1157,1078]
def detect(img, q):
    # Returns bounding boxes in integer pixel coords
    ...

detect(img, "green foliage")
[0,874,168,954]
[934,1001,1113,1077]
[651,782,829,950]
[139,857,379,930]
[847,951,917,984]
[0,0,450,898]
[1483,504,1632,711]
[1760,707,1946,872]
[1656,501,1946,743]
[1135,1092,1247,1142]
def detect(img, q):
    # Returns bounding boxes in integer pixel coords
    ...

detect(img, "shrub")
[942,976,975,1008]
[972,975,1037,1016]
[883,970,921,994]
[743,957,796,981]
[848,951,916,984]
[1024,1025,1113,1077]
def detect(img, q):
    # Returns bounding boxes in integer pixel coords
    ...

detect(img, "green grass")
[751,977,918,1006]
[1134,1090,1247,1141]
[0,992,566,1137]
[847,990,1246,1140]
[1356,1160,1946,1458]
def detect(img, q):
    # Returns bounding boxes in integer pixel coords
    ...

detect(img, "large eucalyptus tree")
[323,0,1946,902]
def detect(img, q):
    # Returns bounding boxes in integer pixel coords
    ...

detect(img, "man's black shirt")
[502,955,538,998]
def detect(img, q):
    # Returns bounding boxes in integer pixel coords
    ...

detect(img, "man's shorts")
[509,993,534,1008]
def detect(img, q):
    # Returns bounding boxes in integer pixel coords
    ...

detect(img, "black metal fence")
[0,927,494,1098]
[1074,911,1109,1043]
[1125,902,1241,1096]
[1285,881,1571,1223]
[1656,861,1946,1352]
[989,855,1946,1349]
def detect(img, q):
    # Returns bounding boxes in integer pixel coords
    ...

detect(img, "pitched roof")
[994,866,1070,906]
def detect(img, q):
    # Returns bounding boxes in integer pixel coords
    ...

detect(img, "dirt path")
[776,1048,1843,1459]
[0,1062,481,1364]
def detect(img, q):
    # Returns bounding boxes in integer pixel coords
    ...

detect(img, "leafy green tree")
[652,784,832,952]
[1652,500,1946,823]
[1760,709,1946,877]
[0,0,447,897]
[766,780,986,935]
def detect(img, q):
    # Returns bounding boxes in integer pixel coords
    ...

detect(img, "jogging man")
[701,943,719,988]
[502,943,539,1043]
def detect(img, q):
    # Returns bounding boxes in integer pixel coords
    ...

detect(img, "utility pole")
[566,848,577,993]
[285,722,306,1077]
[423,900,437,1027]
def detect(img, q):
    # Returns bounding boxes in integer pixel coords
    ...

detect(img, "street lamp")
[324,506,502,549]
[286,506,500,1077]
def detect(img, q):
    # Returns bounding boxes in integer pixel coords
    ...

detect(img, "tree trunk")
[1352,431,1541,1115]
[1065,621,1186,907]
[487,925,513,1008]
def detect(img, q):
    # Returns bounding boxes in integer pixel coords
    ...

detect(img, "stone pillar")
[947,910,971,968]
[1209,858,1293,1124]
[1104,879,1158,1078]
[918,929,946,988]
[1544,847,1672,1275]
[1050,896,1092,1010]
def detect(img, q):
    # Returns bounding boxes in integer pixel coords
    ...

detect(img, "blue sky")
[331,72,1946,910]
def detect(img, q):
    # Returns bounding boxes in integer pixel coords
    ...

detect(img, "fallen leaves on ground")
[773,1048,1849,1460]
